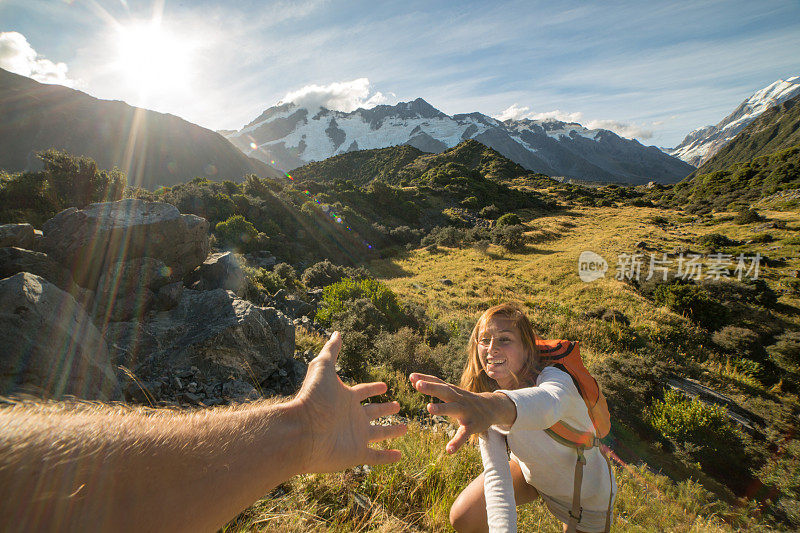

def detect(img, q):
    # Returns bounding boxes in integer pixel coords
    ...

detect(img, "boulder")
[0,223,35,249]
[245,250,277,269]
[91,257,175,322]
[0,273,121,400]
[42,199,208,290]
[279,297,314,319]
[0,247,76,292]
[186,252,245,293]
[155,281,184,311]
[111,288,295,390]
[104,321,161,369]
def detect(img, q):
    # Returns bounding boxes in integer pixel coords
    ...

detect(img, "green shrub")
[336,327,371,380]
[594,353,669,432]
[302,260,351,288]
[647,389,747,478]
[420,226,465,248]
[649,215,669,225]
[712,326,760,355]
[373,327,444,377]
[698,233,735,249]
[473,239,491,255]
[215,215,258,251]
[734,208,764,225]
[767,330,800,371]
[491,224,528,251]
[479,204,500,218]
[650,281,727,330]
[273,262,299,291]
[750,232,774,243]
[316,278,405,330]
[496,212,522,227]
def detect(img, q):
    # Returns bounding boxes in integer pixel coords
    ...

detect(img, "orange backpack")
[536,339,614,533]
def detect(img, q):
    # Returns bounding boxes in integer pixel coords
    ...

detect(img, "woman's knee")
[450,475,488,533]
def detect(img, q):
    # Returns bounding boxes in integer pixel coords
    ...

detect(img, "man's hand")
[293,332,408,473]
[409,373,516,454]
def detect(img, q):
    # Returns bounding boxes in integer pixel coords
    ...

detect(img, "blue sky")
[0,0,798,147]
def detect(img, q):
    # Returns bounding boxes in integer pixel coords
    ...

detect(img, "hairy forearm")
[0,399,307,533]
[479,392,517,427]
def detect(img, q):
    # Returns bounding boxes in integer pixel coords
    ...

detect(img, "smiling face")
[477,317,530,389]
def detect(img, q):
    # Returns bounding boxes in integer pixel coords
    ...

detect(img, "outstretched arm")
[409,373,516,453]
[0,332,407,533]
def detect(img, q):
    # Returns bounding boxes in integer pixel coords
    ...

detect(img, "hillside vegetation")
[291,139,554,187]
[2,146,800,531]
[662,144,800,212]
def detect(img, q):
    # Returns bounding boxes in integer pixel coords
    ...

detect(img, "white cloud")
[494,103,532,121]
[584,119,653,139]
[0,32,76,87]
[494,104,584,123]
[530,109,585,123]
[279,78,393,112]
[494,102,653,139]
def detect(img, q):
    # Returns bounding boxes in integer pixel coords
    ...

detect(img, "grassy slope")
[224,201,800,532]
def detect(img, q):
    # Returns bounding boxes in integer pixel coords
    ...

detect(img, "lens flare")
[249,142,257,150]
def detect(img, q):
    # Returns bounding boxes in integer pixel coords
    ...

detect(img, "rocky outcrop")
[106,288,295,397]
[186,252,245,293]
[0,223,35,249]
[42,199,208,289]
[0,273,121,400]
[0,247,76,293]
[92,257,175,322]
[0,199,310,405]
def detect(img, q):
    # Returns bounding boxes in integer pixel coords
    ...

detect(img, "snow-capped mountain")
[668,76,800,167]
[224,98,694,185]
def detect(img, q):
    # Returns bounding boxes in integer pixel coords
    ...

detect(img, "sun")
[116,21,193,95]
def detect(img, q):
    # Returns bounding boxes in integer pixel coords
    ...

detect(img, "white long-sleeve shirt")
[479,366,616,532]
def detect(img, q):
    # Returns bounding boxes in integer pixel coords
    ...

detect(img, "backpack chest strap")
[545,421,599,449]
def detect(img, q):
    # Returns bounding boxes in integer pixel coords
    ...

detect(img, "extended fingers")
[413,380,458,402]
[426,402,462,418]
[446,425,470,454]
[368,422,408,443]
[364,401,400,420]
[316,331,342,363]
[352,381,388,402]
[408,373,448,387]
[364,447,402,465]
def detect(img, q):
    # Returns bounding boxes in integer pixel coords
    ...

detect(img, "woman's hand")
[409,373,517,454]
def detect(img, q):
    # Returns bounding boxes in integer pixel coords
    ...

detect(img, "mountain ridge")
[668,76,800,166]
[0,68,282,189]
[690,93,800,177]
[226,97,694,185]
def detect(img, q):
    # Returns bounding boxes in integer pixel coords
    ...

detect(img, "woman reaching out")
[410,302,615,533]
